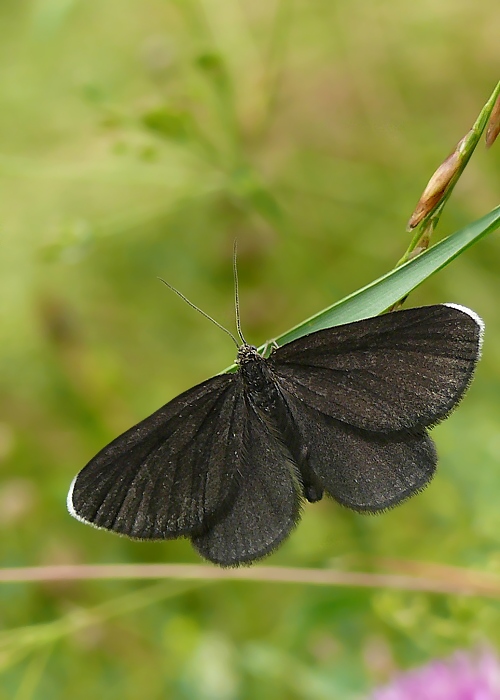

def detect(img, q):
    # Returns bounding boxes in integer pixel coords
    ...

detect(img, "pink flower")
[369,648,500,700]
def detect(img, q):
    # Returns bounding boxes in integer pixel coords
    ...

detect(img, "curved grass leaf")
[271,206,500,348]
[218,205,500,373]
[276,207,500,345]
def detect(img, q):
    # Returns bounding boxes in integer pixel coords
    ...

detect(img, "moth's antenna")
[233,240,247,345]
[158,278,240,349]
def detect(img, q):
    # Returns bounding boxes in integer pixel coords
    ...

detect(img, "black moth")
[68,303,482,566]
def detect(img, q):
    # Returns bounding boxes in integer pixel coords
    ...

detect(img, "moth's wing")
[68,374,246,539]
[191,398,302,566]
[271,304,482,432]
[281,391,437,512]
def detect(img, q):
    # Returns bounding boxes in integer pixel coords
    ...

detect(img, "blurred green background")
[1,1,499,698]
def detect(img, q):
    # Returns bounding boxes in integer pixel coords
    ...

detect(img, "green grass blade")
[269,205,500,348]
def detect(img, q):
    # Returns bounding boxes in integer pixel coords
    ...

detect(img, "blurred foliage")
[0,0,499,698]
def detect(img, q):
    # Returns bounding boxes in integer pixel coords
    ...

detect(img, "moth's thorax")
[237,343,280,405]
[237,344,270,396]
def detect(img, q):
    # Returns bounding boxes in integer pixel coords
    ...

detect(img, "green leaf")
[270,205,500,348]
[142,108,192,142]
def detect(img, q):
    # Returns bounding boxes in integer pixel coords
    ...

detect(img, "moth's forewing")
[270,304,483,433]
[68,374,245,539]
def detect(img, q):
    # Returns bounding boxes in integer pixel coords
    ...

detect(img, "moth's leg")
[261,339,280,357]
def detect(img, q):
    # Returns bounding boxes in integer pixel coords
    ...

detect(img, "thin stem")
[2,563,500,598]
[399,80,500,267]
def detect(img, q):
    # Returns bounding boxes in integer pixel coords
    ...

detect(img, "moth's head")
[237,344,260,365]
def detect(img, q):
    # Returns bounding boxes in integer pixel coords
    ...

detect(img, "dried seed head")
[407,135,468,231]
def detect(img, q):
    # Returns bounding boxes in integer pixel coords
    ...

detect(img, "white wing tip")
[67,476,95,527]
[443,303,485,351]
[443,303,484,327]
